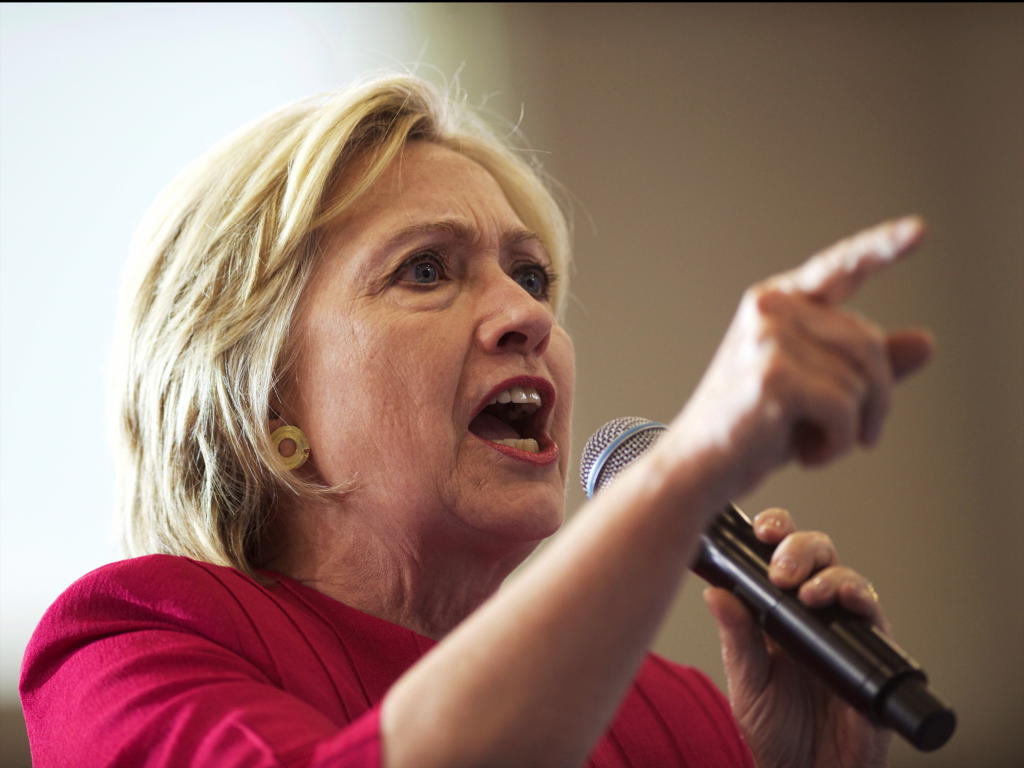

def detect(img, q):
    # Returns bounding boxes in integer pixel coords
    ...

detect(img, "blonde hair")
[111,74,571,578]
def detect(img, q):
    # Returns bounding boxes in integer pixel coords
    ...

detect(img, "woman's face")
[283,142,575,550]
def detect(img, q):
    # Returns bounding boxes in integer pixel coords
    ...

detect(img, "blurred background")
[1,4,1020,767]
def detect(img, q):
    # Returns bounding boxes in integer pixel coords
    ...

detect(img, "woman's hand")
[705,507,893,768]
[662,218,934,765]
[665,217,934,504]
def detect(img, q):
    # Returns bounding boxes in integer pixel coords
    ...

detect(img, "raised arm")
[381,218,934,768]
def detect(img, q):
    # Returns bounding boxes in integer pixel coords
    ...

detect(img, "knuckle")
[840,379,863,408]
[836,567,860,582]
[871,385,892,418]
[865,336,889,378]
[750,285,788,315]
[742,284,764,303]
[814,565,843,584]
[759,396,785,426]
[751,312,776,340]
[826,411,858,460]
[823,390,858,444]
[822,538,840,565]
[741,285,766,315]
[856,334,881,367]
[774,533,801,558]
[851,317,889,372]
[760,356,791,392]
[815,532,836,552]
[838,388,860,424]
[778,531,803,550]
[840,369,868,401]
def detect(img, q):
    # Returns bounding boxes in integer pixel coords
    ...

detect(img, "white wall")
[0,1,515,701]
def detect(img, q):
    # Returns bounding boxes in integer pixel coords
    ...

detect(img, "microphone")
[581,418,956,752]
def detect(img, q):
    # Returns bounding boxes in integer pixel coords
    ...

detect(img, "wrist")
[603,427,731,547]
[643,424,735,519]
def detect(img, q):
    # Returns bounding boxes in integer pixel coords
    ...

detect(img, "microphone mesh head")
[580,417,667,498]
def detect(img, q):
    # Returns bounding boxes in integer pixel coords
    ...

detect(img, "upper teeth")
[491,385,542,412]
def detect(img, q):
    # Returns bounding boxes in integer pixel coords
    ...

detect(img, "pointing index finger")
[771,216,926,305]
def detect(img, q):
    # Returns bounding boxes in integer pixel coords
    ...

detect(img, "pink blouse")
[21,555,753,767]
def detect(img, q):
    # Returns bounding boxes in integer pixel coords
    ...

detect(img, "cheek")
[366,318,467,423]
[301,310,467,450]
[550,327,576,421]
[548,327,576,476]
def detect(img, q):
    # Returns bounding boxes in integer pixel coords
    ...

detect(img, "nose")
[475,267,553,357]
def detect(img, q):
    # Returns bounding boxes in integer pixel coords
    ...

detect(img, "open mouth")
[467,378,556,462]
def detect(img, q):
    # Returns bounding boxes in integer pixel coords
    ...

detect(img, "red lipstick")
[469,376,558,466]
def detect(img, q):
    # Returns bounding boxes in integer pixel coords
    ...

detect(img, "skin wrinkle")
[373,220,543,272]
[266,142,574,639]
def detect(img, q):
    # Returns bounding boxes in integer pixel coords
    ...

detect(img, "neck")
[263,497,541,640]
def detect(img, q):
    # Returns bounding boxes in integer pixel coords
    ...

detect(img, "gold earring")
[271,425,310,470]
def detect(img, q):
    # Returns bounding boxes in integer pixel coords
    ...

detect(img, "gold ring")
[865,582,879,602]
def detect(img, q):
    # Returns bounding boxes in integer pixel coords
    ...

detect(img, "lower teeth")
[494,438,540,453]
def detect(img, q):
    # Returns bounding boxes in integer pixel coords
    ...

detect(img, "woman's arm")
[381,217,934,768]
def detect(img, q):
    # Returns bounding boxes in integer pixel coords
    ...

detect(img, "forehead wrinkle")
[377,219,480,254]
[374,219,543,257]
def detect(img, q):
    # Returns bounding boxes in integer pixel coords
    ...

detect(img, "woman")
[21,74,932,767]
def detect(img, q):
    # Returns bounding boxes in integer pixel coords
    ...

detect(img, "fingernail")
[893,217,919,242]
[810,576,829,595]
[756,517,783,537]
[772,555,798,576]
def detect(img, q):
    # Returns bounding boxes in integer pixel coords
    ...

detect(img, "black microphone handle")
[693,504,956,752]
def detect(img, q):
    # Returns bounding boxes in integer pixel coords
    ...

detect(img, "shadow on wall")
[0,705,31,768]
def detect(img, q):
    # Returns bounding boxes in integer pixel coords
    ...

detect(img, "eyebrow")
[377,218,544,256]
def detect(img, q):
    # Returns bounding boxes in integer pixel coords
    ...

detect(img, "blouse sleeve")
[19,558,385,768]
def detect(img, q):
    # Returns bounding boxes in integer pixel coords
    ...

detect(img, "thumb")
[887,327,935,381]
[703,587,771,702]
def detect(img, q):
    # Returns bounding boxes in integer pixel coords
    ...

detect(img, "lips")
[468,376,558,464]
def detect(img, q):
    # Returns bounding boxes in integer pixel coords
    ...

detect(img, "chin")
[461,489,565,548]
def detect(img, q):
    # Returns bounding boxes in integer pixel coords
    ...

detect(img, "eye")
[395,250,450,287]
[514,265,554,299]
[413,261,438,283]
